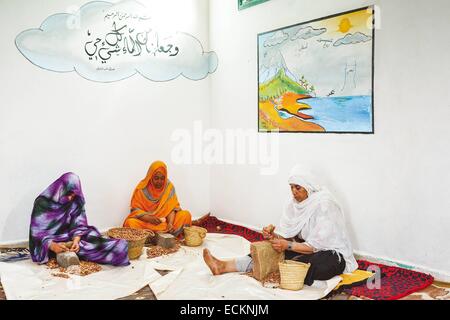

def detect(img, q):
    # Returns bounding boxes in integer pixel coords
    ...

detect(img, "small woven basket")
[107,228,154,260]
[183,226,207,247]
[278,260,311,291]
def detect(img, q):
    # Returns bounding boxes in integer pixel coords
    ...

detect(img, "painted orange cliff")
[259,92,324,132]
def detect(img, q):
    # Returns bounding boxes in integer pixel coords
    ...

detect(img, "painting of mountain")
[258,7,374,133]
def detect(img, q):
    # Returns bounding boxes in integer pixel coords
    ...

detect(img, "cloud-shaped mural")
[264,31,289,47]
[334,32,372,47]
[15,1,218,82]
[291,26,327,40]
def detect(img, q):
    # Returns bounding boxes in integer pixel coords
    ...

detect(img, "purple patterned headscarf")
[29,173,95,263]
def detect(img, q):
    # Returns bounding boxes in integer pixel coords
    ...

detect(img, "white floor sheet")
[0,233,341,300]
[149,233,341,300]
[0,253,161,300]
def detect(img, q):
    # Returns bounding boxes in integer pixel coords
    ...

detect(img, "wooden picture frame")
[257,6,375,134]
[238,0,270,11]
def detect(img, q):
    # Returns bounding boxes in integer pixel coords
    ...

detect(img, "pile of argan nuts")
[47,259,102,278]
[244,271,281,288]
[108,228,149,241]
[146,242,181,259]
[263,271,281,287]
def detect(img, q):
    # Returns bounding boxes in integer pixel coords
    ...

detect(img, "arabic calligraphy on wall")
[84,22,180,64]
[15,1,218,82]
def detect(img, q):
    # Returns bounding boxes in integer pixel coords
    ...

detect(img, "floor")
[1,248,449,300]
[326,282,450,300]
[2,274,448,300]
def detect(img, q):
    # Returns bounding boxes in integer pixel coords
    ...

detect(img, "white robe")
[277,165,358,274]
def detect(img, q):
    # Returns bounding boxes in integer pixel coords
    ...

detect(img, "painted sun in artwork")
[338,17,353,33]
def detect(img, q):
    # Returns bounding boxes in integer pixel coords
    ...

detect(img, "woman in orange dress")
[123,161,197,237]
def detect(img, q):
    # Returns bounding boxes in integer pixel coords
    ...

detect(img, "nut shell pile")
[47,258,102,277]
[147,242,181,259]
[263,271,281,286]
[108,228,150,241]
[46,258,60,270]
[52,272,70,279]
[244,271,281,288]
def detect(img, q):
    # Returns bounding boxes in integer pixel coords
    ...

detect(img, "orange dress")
[123,161,192,236]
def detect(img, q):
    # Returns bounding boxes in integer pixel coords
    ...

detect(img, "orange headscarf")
[127,161,180,220]
[137,161,168,200]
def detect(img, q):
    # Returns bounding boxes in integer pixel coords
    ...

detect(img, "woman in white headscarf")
[203,165,358,286]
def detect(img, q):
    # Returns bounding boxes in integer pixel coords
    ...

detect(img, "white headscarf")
[279,164,334,238]
[278,164,358,273]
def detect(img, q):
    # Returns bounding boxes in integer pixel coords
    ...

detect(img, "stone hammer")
[56,251,80,268]
[56,242,80,268]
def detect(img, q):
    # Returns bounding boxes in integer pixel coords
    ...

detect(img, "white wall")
[209,0,450,276]
[0,0,211,242]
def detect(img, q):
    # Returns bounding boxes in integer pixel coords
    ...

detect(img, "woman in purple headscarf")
[29,172,129,266]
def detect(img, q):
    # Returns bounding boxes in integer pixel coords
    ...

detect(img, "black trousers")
[285,250,346,286]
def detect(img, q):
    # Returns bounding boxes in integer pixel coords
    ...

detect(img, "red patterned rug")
[340,260,434,300]
[197,216,434,300]
[197,216,265,243]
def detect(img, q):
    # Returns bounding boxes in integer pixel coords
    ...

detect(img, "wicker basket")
[183,226,207,247]
[278,260,311,291]
[107,228,154,260]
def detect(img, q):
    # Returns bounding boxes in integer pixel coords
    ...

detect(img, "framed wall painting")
[238,0,270,11]
[258,6,375,133]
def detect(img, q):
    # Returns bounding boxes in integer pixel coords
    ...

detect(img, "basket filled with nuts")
[107,227,154,260]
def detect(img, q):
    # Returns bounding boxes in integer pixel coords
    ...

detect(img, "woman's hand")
[70,237,81,253]
[140,215,162,225]
[49,241,69,254]
[166,211,176,233]
[270,239,289,253]
[149,216,162,225]
[262,225,275,240]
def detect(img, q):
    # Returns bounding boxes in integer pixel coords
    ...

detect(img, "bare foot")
[203,248,224,275]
